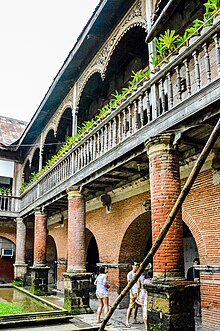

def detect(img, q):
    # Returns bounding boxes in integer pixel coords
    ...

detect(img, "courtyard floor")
[1,293,202,331]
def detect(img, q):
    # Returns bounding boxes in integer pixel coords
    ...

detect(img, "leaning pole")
[99,118,220,331]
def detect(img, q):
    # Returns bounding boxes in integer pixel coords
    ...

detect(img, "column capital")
[15,217,24,224]
[66,186,83,198]
[34,207,46,217]
[145,133,176,157]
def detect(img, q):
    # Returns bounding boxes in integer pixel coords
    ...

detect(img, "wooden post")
[99,117,220,331]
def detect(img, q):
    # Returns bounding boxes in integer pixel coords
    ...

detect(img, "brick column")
[145,134,195,330]
[33,208,47,267]
[63,186,92,314]
[31,208,49,294]
[14,217,28,281]
[66,185,86,273]
[146,133,184,278]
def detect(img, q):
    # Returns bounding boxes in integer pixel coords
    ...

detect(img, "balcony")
[0,193,20,218]
[20,21,220,217]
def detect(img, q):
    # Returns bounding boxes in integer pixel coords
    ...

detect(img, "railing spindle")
[123,109,127,139]
[213,33,220,76]
[134,100,138,131]
[183,59,191,96]
[139,94,144,127]
[175,66,182,101]
[160,79,166,113]
[202,42,211,83]
[145,89,151,123]
[167,72,173,110]
[193,51,201,90]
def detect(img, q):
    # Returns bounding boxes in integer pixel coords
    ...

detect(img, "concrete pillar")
[145,134,195,330]
[14,217,28,281]
[63,186,92,314]
[31,208,49,294]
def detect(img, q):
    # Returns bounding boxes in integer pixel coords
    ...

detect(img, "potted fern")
[204,0,220,24]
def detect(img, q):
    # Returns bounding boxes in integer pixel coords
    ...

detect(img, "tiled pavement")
[2,295,202,331]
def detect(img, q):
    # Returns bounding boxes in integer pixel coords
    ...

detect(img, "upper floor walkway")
[1,20,220,219]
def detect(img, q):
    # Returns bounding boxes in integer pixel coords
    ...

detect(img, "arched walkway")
[46,235,57,285]
[86,228,99,273]
[118,212,151,290]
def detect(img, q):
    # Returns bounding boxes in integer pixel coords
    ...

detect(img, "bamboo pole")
[99,118,220,331]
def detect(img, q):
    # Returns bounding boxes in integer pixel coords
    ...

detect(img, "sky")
[0,0,100,123]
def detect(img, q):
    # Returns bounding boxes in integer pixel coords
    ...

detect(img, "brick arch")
[46,235,57,285]
[118,211,151,264]
[46,235,57,261]
[0,234,16,245]
[85,226,100,257]
[86,228,99,272]
[182,209,207,262]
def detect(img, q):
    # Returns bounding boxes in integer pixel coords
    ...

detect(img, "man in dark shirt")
[187,257,201,317]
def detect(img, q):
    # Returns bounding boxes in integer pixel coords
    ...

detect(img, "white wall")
[184,237,199,277]
[0,159,14,178]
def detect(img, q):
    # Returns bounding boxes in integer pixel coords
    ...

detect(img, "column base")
[63,272,92,314]
[146,279,196,331]
[30,265,50,295]
[13,263,28,282]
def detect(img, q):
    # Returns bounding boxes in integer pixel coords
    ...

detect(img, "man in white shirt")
[125,261,140,327]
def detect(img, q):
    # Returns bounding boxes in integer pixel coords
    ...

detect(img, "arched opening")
[46,235,57,286]
[118,212,151,290]
[42,129,58,167]
[86,229,99,273]
[86,229,99,293]
[78,73,107,126]
[183,222,199,277]
[23,160,31,183]
[0,237,15,283]
[56,107,73,142]
[78,26,148,126]
[30,148,40,174]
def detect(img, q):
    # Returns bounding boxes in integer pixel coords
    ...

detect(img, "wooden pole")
[99,118,220,331]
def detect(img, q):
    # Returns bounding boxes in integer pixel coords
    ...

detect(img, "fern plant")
[204,0,220,20]
[20,68,150,193]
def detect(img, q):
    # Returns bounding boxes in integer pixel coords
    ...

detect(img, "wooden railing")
[0,193,19,214]
[20,22,220,212]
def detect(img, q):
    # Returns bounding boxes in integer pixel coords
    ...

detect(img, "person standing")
[140,269,153,330]
[125,261,141,327]
[94,266,111,325]
[187,257,201,317]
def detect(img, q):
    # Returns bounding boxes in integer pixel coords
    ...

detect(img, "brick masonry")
[1,164,219,327]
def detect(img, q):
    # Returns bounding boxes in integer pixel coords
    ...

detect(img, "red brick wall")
[182,168,220,329]
[86,192,150,263]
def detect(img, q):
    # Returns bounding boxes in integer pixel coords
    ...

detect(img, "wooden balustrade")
[20,26,220,212]
[0,193,19,213]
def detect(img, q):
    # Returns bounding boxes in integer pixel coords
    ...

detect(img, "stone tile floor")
[2,294,202,331]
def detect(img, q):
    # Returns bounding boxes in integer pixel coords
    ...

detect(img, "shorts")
[129,293,138,309]
[96,292,108,299]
